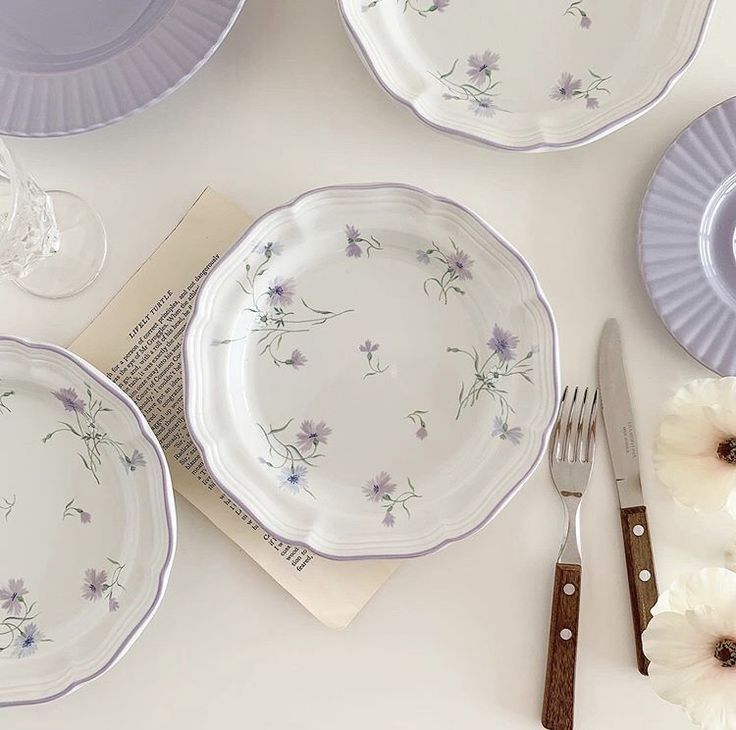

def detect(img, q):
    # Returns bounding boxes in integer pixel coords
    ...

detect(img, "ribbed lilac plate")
[0,0,245,137]
[640,97,736,374]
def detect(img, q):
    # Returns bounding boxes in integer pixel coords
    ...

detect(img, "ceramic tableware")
[0,0,246,136]
[183,183,559,559]
[640,96,736,375]
[339,0,715,151]
[0,336,175,707]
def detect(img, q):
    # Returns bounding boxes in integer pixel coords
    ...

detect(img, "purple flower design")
[448,250,474,280]
[81,568,107,602]
[492,416,523,445]
[470,96,496,118]
[345,241,362,258]
[296,420,332,450]
[550,72,582,101]
[382,511,396,528]
[279,465,308,494]
[287,349,308,370]
[359,340,380,354]
[266,277,296,307]
[586,96,599,109]
[580,14,591,28]
[108,597,120,612]
[416,426,428,441]
[121,449,146,473]
[416,249,430,264]
[363,471,397,503]
[467,51,500,87]
[52,387,85,414]
[80,511,92,524]
[488,325,520,363]
[433,0,450,9]
[0,578,28,616]
[252,241,282,257]
[14,622,43,658]
[345,224,361,243]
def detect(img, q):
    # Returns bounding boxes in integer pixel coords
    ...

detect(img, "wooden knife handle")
[619,506,658,675]
[542,563,582,730]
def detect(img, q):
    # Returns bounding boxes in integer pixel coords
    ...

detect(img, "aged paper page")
[71,188,398,629]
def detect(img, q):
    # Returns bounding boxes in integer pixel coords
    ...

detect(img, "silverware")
[598,318,659,675]
[542,386,599,730]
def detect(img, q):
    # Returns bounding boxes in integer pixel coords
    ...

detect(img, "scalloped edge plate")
[338,0,716,152]
[0,336,175,708]
[183,183,559,559]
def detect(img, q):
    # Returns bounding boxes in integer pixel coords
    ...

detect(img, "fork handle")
[620,506,658,675]
[542,563,581,730]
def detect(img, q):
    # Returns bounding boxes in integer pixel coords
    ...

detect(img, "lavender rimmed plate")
[639,97,736,375]
[183,183,559,559]
[338,0,715,151]
[0,336,175,707]
[0,0,245,137]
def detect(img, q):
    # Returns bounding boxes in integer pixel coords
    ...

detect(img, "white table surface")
[4,2,736,728]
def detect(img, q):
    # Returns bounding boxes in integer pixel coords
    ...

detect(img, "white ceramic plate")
[339,0,715,151]
[184,184,559,559]
[0,336,175,707]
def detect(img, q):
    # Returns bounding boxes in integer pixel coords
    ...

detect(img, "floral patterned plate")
[338,0,715,151]
[0,336,175,707]
[184,183,559,559]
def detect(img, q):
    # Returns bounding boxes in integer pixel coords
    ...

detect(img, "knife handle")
[542,563,581,730]
[619,506,658,675]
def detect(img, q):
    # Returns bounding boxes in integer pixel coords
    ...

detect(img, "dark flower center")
[372,484,380,494]
[717,438,736,464]
[11,592,17,601]
[287,474,299,484]
[714,638,736,668]
[89,584,97,592]
[22,634,34,648]
[274,286,284,296]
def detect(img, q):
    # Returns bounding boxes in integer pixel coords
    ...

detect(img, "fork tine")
[550,386,568,462]
[562,386,578,461]
[574,388,588,462]
[584,388,599,462]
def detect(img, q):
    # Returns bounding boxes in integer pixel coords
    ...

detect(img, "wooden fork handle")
[619,505,658,675]
[542,563,581,730]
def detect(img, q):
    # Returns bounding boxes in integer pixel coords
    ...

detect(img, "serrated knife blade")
[598,318,659,676]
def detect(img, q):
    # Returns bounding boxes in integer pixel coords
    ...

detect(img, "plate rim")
[0,334,176,709]
[638,95,736,376]
[182,181,561,560]
[337,0,717,152]
[0,0,247,138]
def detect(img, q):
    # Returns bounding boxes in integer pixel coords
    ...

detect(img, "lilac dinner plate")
[640,96,736,374]
[0,0,245,137]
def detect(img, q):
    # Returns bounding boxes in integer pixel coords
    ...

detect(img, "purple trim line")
[182,182,561,561]
[0,335,176,709]
[337,0,717,152]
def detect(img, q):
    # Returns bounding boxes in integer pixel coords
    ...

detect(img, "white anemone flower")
[654,378,736,517]
[643,568,736,729]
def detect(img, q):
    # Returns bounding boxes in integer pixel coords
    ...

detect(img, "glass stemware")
[0,138,106,298]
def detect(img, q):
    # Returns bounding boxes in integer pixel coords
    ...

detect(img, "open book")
[71,188,398,629]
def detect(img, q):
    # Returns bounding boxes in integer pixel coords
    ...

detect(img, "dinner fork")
[541,386,599,730]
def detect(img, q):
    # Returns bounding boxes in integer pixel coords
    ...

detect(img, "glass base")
[16,191,106,299]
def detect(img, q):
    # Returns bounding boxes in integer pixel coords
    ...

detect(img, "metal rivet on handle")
[639,570,651,582]
[560,629,573,641]
[563,583,576,596]
[633,524,645,537]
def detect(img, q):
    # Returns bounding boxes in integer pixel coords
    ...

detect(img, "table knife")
[598,318,658,675]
